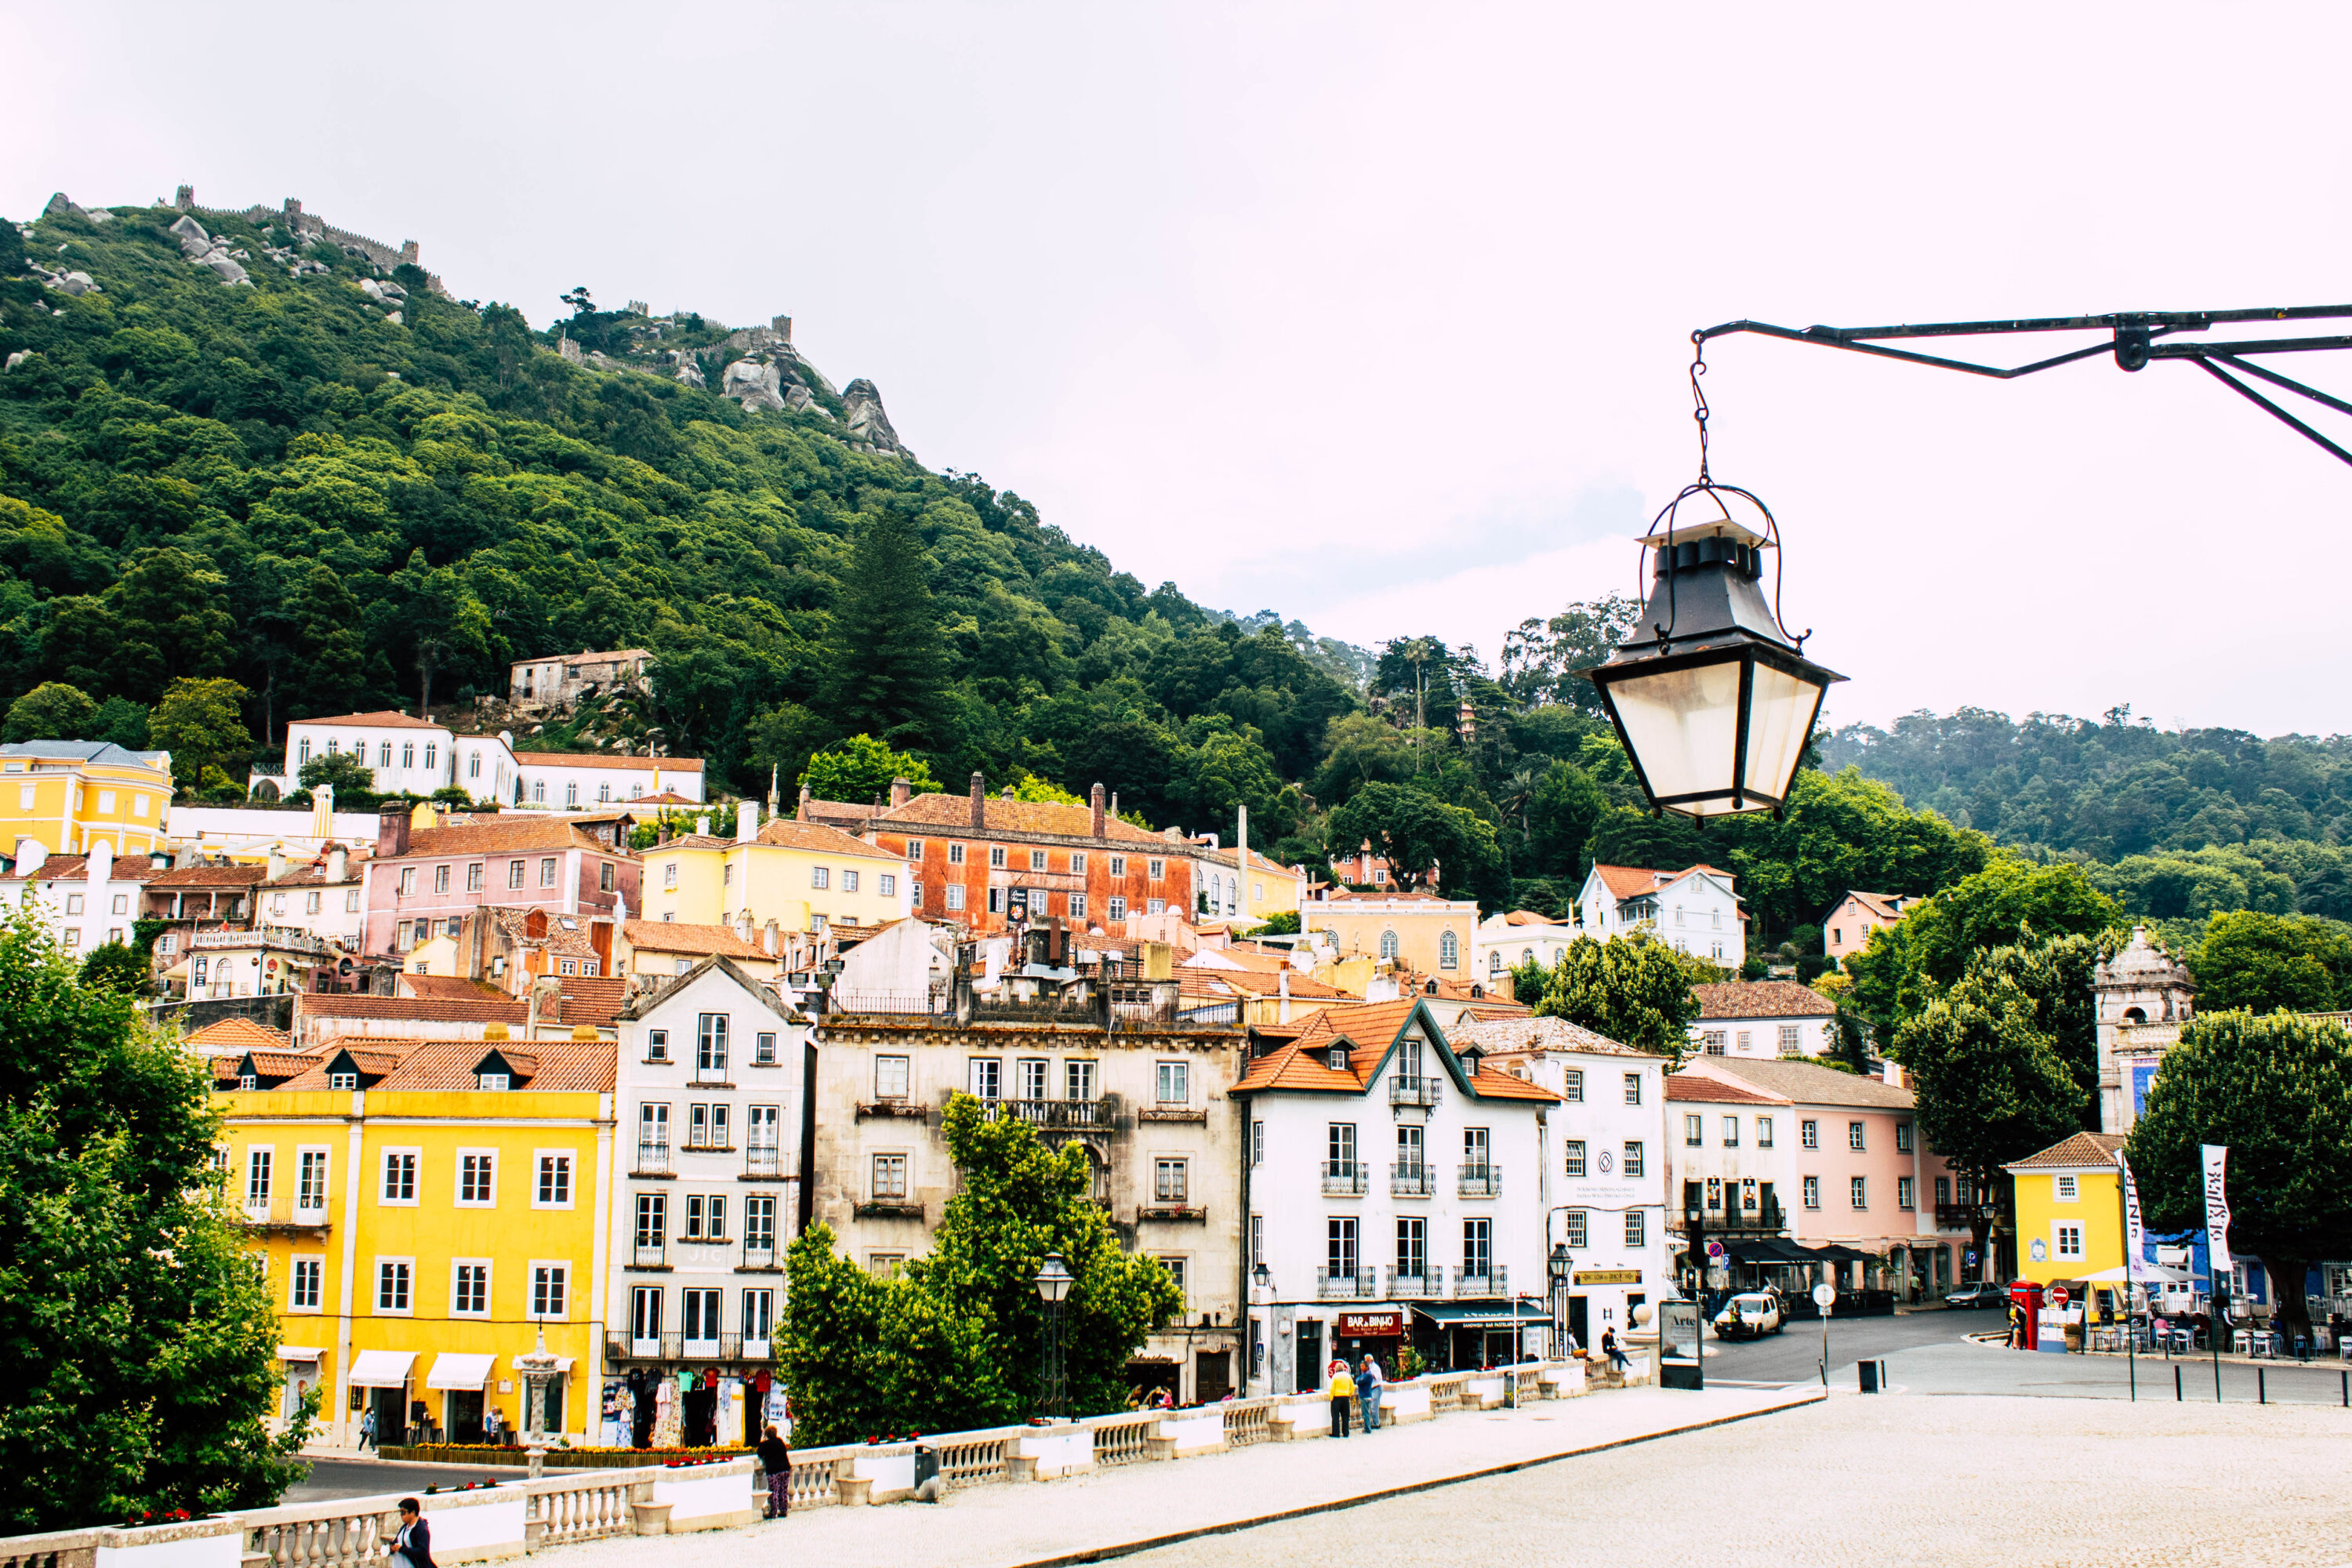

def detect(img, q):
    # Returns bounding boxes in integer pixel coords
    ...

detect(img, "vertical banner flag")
[2201,1144,2233,1279]
[2116,1149,2154,1286]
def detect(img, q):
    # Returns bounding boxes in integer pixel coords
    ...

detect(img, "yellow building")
[1301,891,1481,980]
[0,740,174,858]
[2006,1131,2127,1287]
[213,1036,615,1448]
[1196,844,1306,927]
[641,814,910,936]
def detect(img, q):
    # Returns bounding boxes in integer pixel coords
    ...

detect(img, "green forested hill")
[0,195,1368,843]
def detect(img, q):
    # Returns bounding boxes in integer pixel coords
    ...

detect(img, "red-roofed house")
[360,811,641,958]
[1574,863,1744,970]
[1824,891,1920,964]
[1232,997,1558,1388]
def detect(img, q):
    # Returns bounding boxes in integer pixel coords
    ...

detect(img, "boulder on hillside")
[841,379,911,458]
[721,358,786,413]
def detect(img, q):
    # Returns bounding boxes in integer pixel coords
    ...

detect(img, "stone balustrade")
[0,1359,1643,1567]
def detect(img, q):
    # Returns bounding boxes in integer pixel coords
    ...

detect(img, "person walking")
[390,1500,435,1568]
[756,1424,793,1520]
[1326,1360,1353,1438]
[358,1406,378,1454]
[1354,1355,1383,1434]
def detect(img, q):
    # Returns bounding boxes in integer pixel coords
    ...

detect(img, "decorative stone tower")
[2092,926,2196,1136]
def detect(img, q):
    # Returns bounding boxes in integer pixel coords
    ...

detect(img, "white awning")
[348,1349,416,1388]
[277,1345,325,1363]
[506,1356,575,1374]
[426,1352,498,1391]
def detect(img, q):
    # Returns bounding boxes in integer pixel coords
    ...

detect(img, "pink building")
[361,813,641,958]
[1675,1057,1972,1300]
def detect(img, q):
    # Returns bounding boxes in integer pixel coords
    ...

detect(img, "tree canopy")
[1518,935,1707,1060]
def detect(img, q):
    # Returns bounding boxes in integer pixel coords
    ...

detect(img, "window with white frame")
[946,884,966,911]
[1562,1069,1584,1102]
[296,1148,328,1211]
[844,869,859,893]
[457,1151,496,1206]
[948,843,965,865]
[1757,1116,1775,1147]
[1563,1139,1587,1177]
[1896,1121,1915,1154]
[452,1261,491,1317]
[1898,1176,1916,1210]
[1721,1115,1740,1147]
[811,866,829,889]
[872,1153,909,1200]
[245,1147,273,1210]
[1154,1158,1189,1204]
[1563,1210,1588,1247]
[879,873,896,897]
[1106,895,1125,920]
[540,857,558,887]
[906,840,925,861]
[1849,1121,1867,1151]
[1702,1030,1727,1054]
[1684,1115,1703,1146]
[376,1259,412,1313]
[1109,855,1126,877]
[1161,1256,1188,1308]
[1801,1119,1819,1149]
[988,846,1006,869]
[531,1263,568,1319]
[289,1256,324,1312]
[2055,1174,2078,1201]
[1625,1210,1646,1247]
[876,1055,911,1100]
[1850,1175,1867,1209]
[1623,1141,1644,1177]
[381,1149,419,1204]
[535,1153,574,1207]
[1624,1073,1642,1105]
[2055,1222,2084,1260]
[1156,1061,1189,1105]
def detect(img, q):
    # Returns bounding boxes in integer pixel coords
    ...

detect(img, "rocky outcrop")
[167,214,251,285]
[841,379,912,458]
[41,193,110,224]
[669,352,706,390]
[721,358,787,412]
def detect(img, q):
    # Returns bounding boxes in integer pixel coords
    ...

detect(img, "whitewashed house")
[608,956,811,1438]
[285,712,454,798]
[1234,998,1557,1395]
[1690,982,1839,1060]
[1472,909,1578,987]
[1448,1014,1670,1350]
[0,838,154,956]
[260,840,368,950]
[286,713,704,809]
[1574,863,1745,970]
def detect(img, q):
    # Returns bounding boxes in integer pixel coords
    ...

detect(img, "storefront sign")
[1336,1311,1403,1336]
[1573,1269,1641,1286]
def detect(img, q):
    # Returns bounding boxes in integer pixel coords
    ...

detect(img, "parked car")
[1945,1282,2008,1309]
[1711,1292,1784,1339]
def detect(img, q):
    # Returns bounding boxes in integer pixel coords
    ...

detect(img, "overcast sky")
[12,2,2350,737]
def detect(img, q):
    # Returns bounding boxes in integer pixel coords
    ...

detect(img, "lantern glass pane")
[1742,661,1827,804]
[1605,657,1741,805]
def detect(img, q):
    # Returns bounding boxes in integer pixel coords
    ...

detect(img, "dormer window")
[477,1073,510,1091]
[328,1073,358,1091]
[1328,1047,1348,1071]
[238,1074,258,1091]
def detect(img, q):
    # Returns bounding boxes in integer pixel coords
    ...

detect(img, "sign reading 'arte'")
[1336,1312,1403,1336]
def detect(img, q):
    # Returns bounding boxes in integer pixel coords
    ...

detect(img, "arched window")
[1488,950,1503,976]
[1379,929,1399,961]
[1523,948,1535,965]
[1439,929,1459,969]
[2122,1007,2147,1024]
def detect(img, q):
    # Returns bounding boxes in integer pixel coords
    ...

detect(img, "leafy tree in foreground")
[2127,1011,2352,1346]
[777,1094,1180,1443]
[1896,961,2084,1282]
[0,913,306,1530]
[2187,909,2351,1015]
[801,735,942,804]
[149,678,252,794]
[3,682,97,742]
[296,749,379,805]
[1521,935,1704,1060]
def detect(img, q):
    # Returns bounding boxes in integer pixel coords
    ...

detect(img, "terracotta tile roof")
[1291,997,1422,1051]
[1,855,89,881]
[1692,981,1838,1020]
[754,818,906,861]
[213,1050,326,1086]
[2006,1131,2126,1171]
[510,750,703,774]
[267,855,368,888]
[630,792,701,808]
[277,1040,615,1092]
[800,799,881,829]
[1667,1073,1787,1105]
[1195,844,1301,877]
[622,920,771,960]
[519,647,651,665]
[299,992,526,1024]
[1689,1058,1915,1110]
[401,975,510,1002]
[1231,1038,1367,1093]
[148,865,268,887]
[1233,1009,1558,1102]
[1449,1015,1661,1058]
[1189,967,1348,1000]
[557,975,628,1026]
[400,820,630,858]
[1503,909,1566,926]
[1311,890,1461,906]
[1465,1065,1560,1102]
[183,1017,294,1054]
[877,792,1175,845]
[289,710,443,730]
[1841,891,1909,922]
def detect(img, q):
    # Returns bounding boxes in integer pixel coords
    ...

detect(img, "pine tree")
[819,510,948,749]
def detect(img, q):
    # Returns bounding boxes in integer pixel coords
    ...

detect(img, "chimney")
[376,811,409,859]
[267,844,287,883]
[1236,802,1249,911]
[526,908,549,939]
[891,776,913,810]
[590,917,614,973]
[1109,792,1120,822]
[86,838,111,888]
[1091,782,1105,839]
[16,840,45,876]
[764,920,779,956]
[695,815,710,837]
[969,772,985,830]
[797,784,811,822]
[737,800,759,843]
[1279,964,1290,1025]
[327,843,348,884]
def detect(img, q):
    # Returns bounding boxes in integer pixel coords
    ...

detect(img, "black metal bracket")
[1693,307,2352,466]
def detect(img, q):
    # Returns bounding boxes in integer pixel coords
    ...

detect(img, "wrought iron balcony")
[742,1240,778,1269]
[1457,1163,1502,1198]
[1386,1268,1444,1299]
[744,1147,786,1178]
[1317,1269,1378,1300]
[1388,1076,1440,1108]
[603,1330,769,1363]
[630,1240,666,1267]
[632,1143,672,1176]
[1935,1203,1981,1229]
[1454,1265,1508,1298]
[1390,1163,1435,1197]
[1322,1161,1367,1196]
[975,1097,1116,1132]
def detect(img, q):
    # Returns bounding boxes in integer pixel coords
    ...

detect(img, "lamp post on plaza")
[1547,1245,1572,1359]
[1035,1254,1073,1420]
[1250,1262,1272,1395]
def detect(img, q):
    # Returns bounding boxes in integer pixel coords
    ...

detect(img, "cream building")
[641,808,911,937]
[1302,891,1481,980]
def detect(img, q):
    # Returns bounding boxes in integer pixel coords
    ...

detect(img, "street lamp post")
[1250,1262,1272,1395]
[1547,1245,1572,1359]
[1034,1254,1073,1420]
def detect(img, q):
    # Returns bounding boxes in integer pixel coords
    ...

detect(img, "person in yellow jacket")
[1327,1360,1354,1438]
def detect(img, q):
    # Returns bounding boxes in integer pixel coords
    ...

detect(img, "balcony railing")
[1387,1268,1443,1299]
[1678,1199,1790,1233]
[1457,1164,1502,1198]
[1454,1265,1508,1298]
[1317,1269,1377,1300]
[1391,1163,1435,1197]
[1322,1161,1367,1196]
[745,1147,786,1178]
[975,1097,1116,1132]
[602,1330,774,1363]
[633,1143,672,1176]
[1388,1076,1440,1108]
[742,1240,778,1269]
[1934,1203,1981,1229]
[631,1241,666,1267]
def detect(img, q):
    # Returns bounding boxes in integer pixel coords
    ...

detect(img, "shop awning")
[1805,1243,1877,1262]
[506,1356,575,1374]
[1719,1239,1814,1265]
[1409,1300,1549,1329]
[276,1345,325,1363]
[347,1349,416,1388]
[426,1352,498,1391]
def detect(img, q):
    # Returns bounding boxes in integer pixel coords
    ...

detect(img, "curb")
[1005,1390,1826,1568]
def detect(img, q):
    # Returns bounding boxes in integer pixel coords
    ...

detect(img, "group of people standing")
[1325,1354,1385,1437]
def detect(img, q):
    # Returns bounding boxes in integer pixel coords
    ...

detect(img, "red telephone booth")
[2008,1279,2044,1351]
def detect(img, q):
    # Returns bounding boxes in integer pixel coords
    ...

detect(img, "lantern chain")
[1690,330,1711,485]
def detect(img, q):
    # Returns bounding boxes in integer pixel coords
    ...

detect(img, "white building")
[286,713,705,810]
[1575,863,1745,970]
[0,839,154,956]
[260,841,368,950]
[512,750,705,809]
[1234,998,1557,1394]
[1472,909,1578,987]
[286,712,454,798]
[608,956,811,1440]
[1448,1014,1670,1349]
[1690,981,1839,1060]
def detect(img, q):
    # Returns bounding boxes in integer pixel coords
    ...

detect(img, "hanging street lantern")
[1579,338,1844,820]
